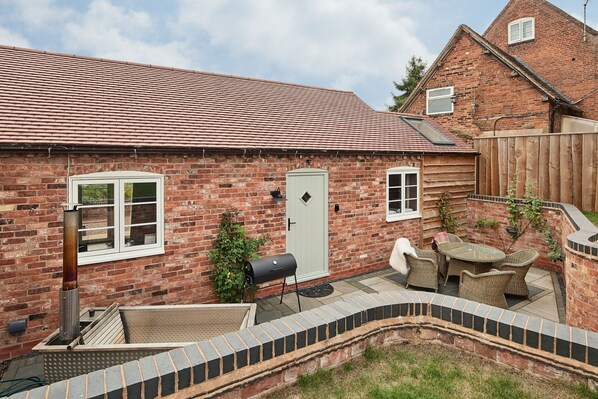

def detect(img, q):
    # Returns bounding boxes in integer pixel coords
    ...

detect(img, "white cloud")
[0,25,31,47]
[176,0,433,93]
[3,0,73,31]
[62,0,193,69]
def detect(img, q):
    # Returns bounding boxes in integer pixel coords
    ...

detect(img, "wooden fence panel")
[475,132,598,212]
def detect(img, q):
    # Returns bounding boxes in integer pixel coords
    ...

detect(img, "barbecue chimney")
[59,203,80,342]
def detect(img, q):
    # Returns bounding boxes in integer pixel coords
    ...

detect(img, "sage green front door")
[286,168,328,283]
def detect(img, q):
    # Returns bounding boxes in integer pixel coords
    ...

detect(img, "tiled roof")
[0,46,474,154]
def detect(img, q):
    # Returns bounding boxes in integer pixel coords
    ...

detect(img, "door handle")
[287,218,296,231]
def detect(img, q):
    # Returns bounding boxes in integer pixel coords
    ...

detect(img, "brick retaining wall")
[466,196,598,333]
[11,292,597,398]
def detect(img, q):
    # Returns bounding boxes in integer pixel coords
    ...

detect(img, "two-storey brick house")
[400,0,597,139]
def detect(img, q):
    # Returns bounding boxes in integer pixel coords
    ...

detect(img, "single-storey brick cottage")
[400,0,597,139]
[0,45,476,360]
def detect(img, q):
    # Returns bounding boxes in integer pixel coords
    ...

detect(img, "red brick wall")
[484,0,598,120]
[0,151,474,360]
[465,198,564,270]
[402,32,553,140]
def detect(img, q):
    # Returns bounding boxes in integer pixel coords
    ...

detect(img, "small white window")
[386,167,420,222]
[426,86,454,115]
[69,171,164,265]
[508,17,535,44]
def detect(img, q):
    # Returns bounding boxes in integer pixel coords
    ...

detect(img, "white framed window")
[508,17,535,44]
[426,86,454,115]
[386,167,420,222]
[69,171,164,265]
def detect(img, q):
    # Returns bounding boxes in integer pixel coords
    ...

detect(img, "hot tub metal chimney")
[59,203,80,342]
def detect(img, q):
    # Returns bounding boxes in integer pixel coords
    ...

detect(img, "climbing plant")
[504,181,563,261]
[437,191,459,234]
[209,210,268,303]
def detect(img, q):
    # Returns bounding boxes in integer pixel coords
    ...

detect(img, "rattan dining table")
[437,242,506,286]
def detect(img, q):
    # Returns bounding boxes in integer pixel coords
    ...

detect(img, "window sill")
[508,38,534,45]
[426,111,453,116]
[78,247,165,265]
[386,213,421,223]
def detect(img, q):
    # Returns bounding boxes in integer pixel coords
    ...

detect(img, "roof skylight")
[401,117,455,146]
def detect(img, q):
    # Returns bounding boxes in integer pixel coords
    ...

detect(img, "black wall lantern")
[270,187,284,201]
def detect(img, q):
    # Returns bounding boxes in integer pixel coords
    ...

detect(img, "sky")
[0,0,595,111]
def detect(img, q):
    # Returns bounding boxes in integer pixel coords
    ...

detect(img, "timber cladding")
[0,150,475,361]
[474,132,598,212]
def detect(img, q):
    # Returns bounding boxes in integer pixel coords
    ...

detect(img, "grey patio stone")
[138,357,159,399]
[153,352,175,397]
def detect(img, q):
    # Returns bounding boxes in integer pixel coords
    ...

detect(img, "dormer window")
[508,17,535,44]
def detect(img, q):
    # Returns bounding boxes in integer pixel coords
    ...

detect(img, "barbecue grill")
[244,253,301,311]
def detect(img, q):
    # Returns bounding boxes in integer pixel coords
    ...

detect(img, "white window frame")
[508,17,535,44]
[69,171,164,265]
[426,86,454,115]
[386,167,421,222]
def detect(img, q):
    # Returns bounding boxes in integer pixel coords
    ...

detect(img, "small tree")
[209,211,267,303]
[388,56,427,112]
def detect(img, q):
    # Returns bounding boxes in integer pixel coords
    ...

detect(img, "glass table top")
[437,242,506,263]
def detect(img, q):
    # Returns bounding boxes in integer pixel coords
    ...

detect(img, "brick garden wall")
[18,292,598,399]
[0,151,475,361]
[484,0,598,121]
[402,32,553,140]
[465,196,598,333]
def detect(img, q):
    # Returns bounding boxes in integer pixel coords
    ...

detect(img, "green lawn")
[267,343,596,399]
[582,211,598,227]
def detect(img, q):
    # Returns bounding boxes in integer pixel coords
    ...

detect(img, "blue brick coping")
[15,292,598,398]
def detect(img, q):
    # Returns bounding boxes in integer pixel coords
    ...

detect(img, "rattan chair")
[494,249,539,299]
[405,247,439,292]
[434,233,463,279]
[458,269,515,308]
